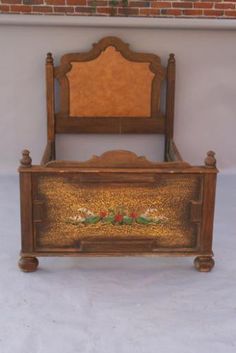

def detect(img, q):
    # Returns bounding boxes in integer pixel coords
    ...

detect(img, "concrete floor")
[0,175,235,353]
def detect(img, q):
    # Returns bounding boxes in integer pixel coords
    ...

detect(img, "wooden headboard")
[46,36,175,138]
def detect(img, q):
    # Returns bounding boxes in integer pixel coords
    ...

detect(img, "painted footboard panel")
[19,168,217,257]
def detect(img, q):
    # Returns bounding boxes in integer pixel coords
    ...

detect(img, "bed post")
[165,53,176,161]
[194,151,217,272]
[18,150,39,272]
[46,52,55,159]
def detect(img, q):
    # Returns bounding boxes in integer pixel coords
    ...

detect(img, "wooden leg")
[18,256,39,272]
[194,256,215,272]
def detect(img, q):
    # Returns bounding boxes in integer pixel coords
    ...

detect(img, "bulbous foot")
[194,256,215,272]
[18,257,39,272]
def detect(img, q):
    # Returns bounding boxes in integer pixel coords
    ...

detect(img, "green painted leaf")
[123,216,133,225]
[103,215,115,223]
[136,216,151,225]
[84,216,100,224]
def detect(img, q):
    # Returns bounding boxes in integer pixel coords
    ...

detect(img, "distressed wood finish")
[18,37,218,272]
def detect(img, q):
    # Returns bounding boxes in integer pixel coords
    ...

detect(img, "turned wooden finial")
[205,151,216,168]
[20,150,32,168]
[169,53,175,63]
[46,52,53,65]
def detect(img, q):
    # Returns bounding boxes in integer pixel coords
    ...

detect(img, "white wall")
[0,24,236,174]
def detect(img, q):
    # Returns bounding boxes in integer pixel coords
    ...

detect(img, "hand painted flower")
[130,212,137,219]
[115,214,123,222]
[100,211,107,218]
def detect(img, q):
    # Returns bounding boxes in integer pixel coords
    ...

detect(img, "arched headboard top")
[48,37,175,135]
[60,36,165,75]
[55,36,166,119]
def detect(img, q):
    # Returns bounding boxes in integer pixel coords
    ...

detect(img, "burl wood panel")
[33,174,202,251]
[67,46,154,117]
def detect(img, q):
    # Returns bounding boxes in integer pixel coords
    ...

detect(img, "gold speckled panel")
[67,46,154,117]
[34,174,202,250]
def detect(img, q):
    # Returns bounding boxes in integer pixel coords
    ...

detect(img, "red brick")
[2,0,21,4]
[74,6,94,12]
[152,1,172,8]
[118,7,139,15]
[108,0,123,6]
[54,5,74,11]
[215,3,235,9]
[204,9,224,15]
[173,2,192,8]
[4,0,233,19]
[10,5,32,12]
[32,5,53,11]
[0,5,10,12]
[88,0,108,5]
[140,8,160,15]
[161,8,182,15]
[67,0,86,4]
[194,2,213,9]
[224,9,236,15]
[1,0,21,5]
[97,6,114,14]
[129,1,150,7]
[183,9,203,15]
[23,0,44,4]
[46,0,65,4]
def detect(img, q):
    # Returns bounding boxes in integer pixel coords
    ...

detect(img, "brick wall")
[1,0,236,18]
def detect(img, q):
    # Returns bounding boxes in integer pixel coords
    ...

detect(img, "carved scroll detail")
[45,150,189,169]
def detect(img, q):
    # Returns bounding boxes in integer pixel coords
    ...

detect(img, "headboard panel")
[66,46,154,118]
[46,37,175,136]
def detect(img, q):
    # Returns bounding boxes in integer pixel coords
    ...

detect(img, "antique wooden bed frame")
[18,37,218,272]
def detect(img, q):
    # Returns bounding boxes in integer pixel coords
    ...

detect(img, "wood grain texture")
[55,115,165,134]
[200,172,217,254]
[165,54,176,158]
[46,53,55,143]
[19,172,34,252]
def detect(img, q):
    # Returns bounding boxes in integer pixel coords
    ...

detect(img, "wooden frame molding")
[53,36,166,134]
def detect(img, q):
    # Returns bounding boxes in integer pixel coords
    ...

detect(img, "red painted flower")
[100,211,107,218]
[130,212,137,219]
[115,214,123,223]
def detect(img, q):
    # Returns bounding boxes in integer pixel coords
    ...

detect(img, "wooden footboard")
[18,151,217,272]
